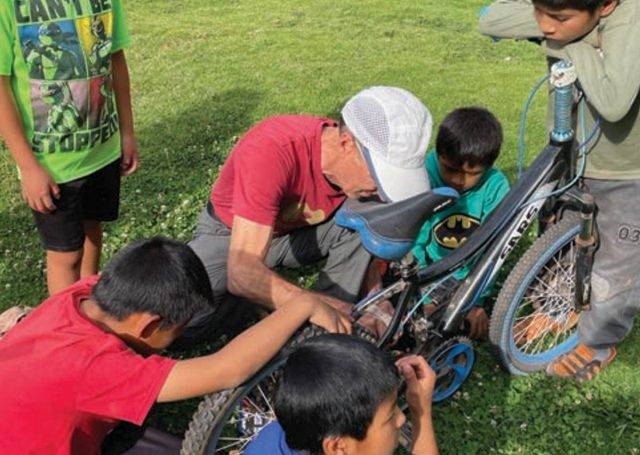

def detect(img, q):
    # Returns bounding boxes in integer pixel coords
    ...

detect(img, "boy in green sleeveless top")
[413,107,510,339]
[480,0,640,381]
[0,0,139,295]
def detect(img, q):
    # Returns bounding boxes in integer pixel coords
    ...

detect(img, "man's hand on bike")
[308,294,353,334]
[20,163,60,214]
[465,307,489,340]
[396,355,436,418]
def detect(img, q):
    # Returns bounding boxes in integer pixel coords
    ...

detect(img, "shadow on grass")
[0,205,47,309]
[124,87,263,202]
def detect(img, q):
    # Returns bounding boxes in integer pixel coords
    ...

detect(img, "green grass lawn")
[1,0,639,453]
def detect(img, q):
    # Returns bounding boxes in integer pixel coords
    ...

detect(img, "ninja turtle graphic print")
[0,0,130,183]
[412,151,510,281]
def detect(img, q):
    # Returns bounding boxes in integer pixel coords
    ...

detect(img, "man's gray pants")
[578,178,640,347]
[181,206,372,345]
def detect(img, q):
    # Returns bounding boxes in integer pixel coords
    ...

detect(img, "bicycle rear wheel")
[181,325,375,454]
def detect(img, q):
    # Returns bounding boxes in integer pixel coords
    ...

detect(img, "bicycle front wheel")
[489,212,581,375]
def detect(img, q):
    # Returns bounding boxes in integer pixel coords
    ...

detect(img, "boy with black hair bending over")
[480,0,640,382]
[0,237,329,453]
[245,334,438,455]
[413,107,510,340]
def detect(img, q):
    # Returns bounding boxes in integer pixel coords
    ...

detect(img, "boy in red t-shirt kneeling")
[0,237,324,454]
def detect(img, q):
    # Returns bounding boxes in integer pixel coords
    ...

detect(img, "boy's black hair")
[531,0,610,11]
[435,106,503,169]
[275,334,401,454]
[92,237,215,328]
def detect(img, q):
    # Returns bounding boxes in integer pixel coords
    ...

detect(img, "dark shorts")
[33,158,121,252]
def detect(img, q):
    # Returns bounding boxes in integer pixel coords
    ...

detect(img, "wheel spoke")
[512,234,578,356]
[257,384,276,417]
[243,396,264,414]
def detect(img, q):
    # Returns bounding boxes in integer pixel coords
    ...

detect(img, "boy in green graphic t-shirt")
[0,0,139,295]
[413,107,510,339]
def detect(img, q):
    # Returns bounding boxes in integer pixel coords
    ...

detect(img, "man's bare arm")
[227,216,352,333]
[565,25,640,123]
[0,76,59,213]
[227,216,304,308]
[158,298,317,401]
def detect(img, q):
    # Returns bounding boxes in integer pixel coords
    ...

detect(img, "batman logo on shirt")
[433,214,480,250]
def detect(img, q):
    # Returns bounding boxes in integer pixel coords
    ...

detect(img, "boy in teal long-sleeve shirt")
[413,107,510,339]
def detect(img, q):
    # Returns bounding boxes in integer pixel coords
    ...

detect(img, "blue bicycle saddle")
[335,188,459,261]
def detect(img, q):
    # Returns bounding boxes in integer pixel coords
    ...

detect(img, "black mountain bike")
[180,60,599,454]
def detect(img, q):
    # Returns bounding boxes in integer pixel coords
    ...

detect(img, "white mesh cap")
[341,86,432,202]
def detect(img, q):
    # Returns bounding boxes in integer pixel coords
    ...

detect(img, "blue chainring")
[428,338,475,402]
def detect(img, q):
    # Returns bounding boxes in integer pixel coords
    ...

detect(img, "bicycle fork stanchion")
[574,192,596,311]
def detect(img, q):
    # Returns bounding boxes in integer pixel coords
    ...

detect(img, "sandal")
[0,306,32,339]
[546,343,617,383]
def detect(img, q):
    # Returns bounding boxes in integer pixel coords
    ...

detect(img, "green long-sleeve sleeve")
[565,26,640,123]
[479,0,543,39]
[478,0,640,180]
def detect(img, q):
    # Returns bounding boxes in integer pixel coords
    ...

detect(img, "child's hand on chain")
[396,355,436,418]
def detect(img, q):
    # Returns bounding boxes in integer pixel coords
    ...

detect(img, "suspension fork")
[573,191,597,312]
[548,60,597,312]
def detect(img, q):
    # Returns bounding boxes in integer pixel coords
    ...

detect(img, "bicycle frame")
[353,60,598,350]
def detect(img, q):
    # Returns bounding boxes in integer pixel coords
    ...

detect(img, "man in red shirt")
[0,237,327,454]
[187,86,433,340]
